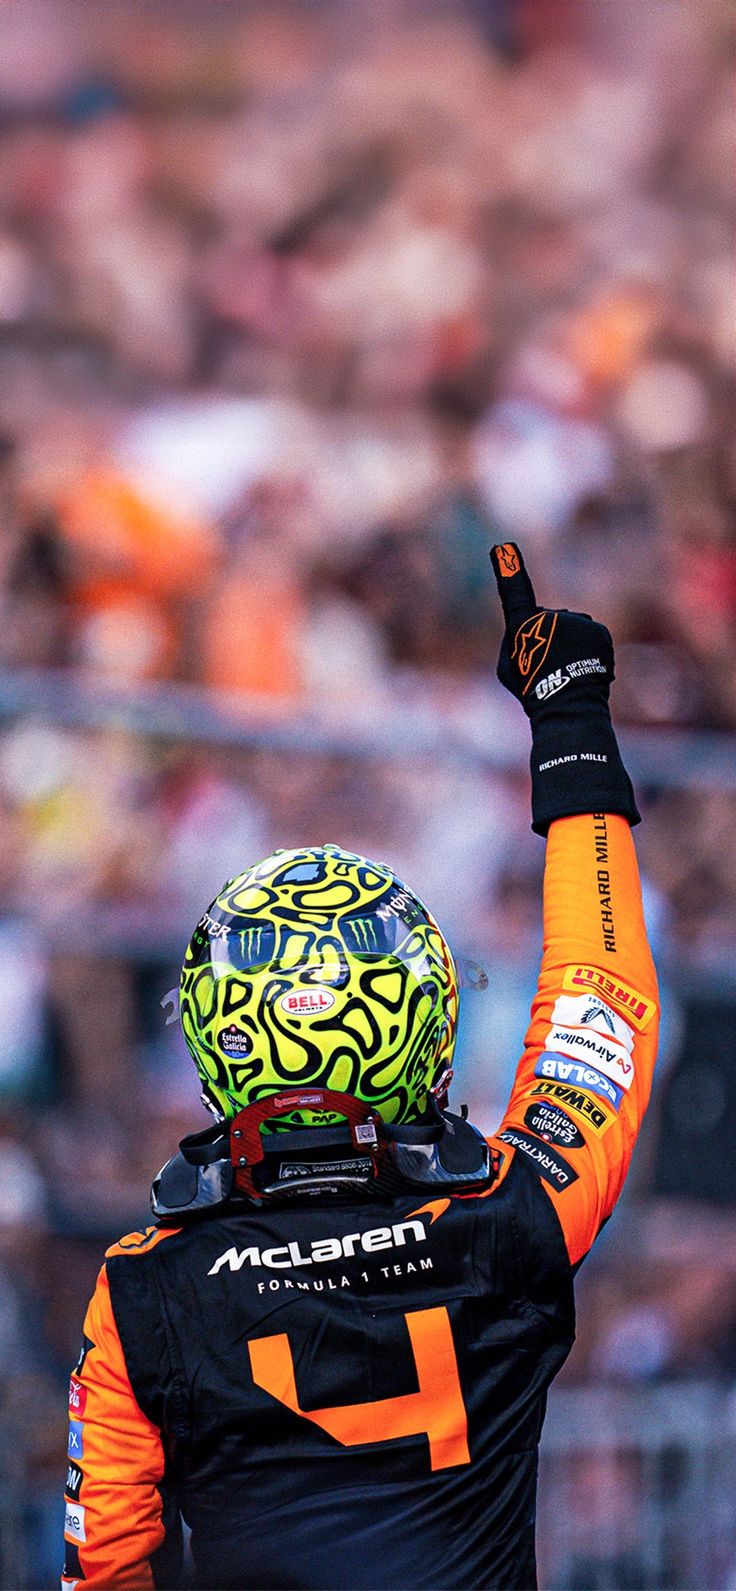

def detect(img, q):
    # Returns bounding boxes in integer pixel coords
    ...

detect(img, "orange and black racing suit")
[62,813,658,1591]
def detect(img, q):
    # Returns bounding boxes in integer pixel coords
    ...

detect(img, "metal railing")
[4,1382,736,1590]
[0,663,734,791]
[539,1382,736,1589]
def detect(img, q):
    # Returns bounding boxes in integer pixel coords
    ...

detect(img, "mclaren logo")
[208,1218,428,1274]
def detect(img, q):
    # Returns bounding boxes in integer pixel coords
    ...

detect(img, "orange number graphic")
[248,1305,469,1472]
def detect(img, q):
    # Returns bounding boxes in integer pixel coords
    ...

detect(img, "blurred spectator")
[0,1,733,1584]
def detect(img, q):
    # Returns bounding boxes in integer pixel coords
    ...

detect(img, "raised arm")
[487,545,659,1264]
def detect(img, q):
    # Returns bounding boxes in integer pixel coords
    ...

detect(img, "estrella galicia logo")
[218,1024,252,1059]
[67,1420,84,1460]
[512,611,558,695]
[523,1101,585,1149]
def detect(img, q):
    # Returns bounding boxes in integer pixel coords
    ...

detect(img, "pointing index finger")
[490,543,538,628]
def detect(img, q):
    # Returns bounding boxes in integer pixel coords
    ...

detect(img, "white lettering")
[262,1246,291,1269]
[311,1238,343,1263]
[288,1242,313,1266]
[64,1504,86,1544]
[545,1024,634,1089]
[209,1216,428,1275]
[363,1227,393,1253]
[208,1246,261,1276]
[392,1219,425,1247]
[376,889,414,923]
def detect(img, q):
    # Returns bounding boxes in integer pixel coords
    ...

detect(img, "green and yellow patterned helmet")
[180,844,459,1128]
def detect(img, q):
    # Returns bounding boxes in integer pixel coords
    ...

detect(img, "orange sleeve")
[491,812,659,1266]
[63,1263,169,1590]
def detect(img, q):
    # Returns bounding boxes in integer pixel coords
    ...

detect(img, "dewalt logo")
[528,1081,615,1135]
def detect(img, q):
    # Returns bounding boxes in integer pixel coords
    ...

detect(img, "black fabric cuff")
[529,709,640,836]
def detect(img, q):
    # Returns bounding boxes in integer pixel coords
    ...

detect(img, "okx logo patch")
[512,611,558,694]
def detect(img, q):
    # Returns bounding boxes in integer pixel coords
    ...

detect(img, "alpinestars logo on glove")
[513,611,557,693]
[496,543,521,576]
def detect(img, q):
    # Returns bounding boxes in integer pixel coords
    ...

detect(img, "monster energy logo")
[197,910,229,940]
[239,925,266,963]
[349,917,378,951]
[376,889,414,923]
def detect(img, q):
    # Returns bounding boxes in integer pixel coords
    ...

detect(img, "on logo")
[535,669,570,701]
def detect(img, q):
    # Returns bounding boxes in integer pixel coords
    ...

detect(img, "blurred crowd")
[0,1,733,1584]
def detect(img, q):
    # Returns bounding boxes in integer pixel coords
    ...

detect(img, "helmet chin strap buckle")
[229,1089,384,1198]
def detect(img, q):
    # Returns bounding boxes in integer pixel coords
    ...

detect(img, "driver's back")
[104,1156,573,1591]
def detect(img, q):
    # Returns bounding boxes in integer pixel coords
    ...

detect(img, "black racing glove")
[490,541,640,836]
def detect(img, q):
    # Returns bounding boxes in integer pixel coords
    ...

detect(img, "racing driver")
[62,544,659,1591]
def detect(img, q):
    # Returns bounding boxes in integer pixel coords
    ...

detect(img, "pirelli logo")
[528,1081,615,1135]
[563,965,656,1031]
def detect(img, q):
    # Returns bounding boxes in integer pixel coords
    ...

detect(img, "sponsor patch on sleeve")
[65,1463,83,1503]
[498,1128,579,1189]
[67,1420,84,1461]
[68,1377,87,1418]
[527,1080,616,1134]
[562,965,656,1030]
[64,1501,86,1544]
[523,1101,585,1149]
[544,1024,634,1090]
[534,1052,623,1110]
[551,992,634,1052]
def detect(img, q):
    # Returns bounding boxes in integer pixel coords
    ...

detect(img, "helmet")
[179,843,459,1129]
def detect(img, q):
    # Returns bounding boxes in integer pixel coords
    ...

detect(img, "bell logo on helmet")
[278,989,336,1017]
